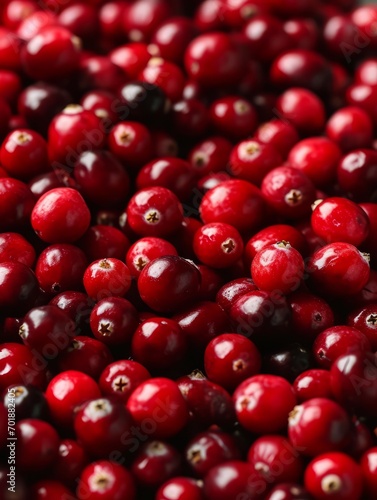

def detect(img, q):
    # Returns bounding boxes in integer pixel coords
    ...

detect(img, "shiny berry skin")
[108,121,153,169]
[126,186,183,238]
[138,255,201,313]
[170,98,210,138]
[0,343,47,391]
[304,452,363,500]
[122,0,170,43]
[99,359,150,403]
[313,325,371,369]
[138,57,185,103]
[74,397,134,458]
[132,317,187,371]
[326,106,373,152]
[0,177,35,232]
[209,96,258,141]
[307,242,370,297]
[347,304,377,351]
[117,81,167,125]
[293,369,333,402]
[31,480,74,500]
[247,435,304,487]
[361,447,377,499]
[261,166,316,220]
[90,297,139,346]
[311,197,369,247]
[288,398,351,457]
[337,149,377,201]
[150,16,196,63]
[156,477,204,500]
[204,334,261,391]
[188,136,233,177]
[79,224,130,263]
[0,261,39,316]
[126,237,178,278]
[58,3,99,45]
[77,461,136,500]
[193,222,244,269]
[3,384,48,421]
[203,460,260,500]
[127,377,189,439]
[2,1,39,30]
[0,128,48,180]
[83,258,132,301]
[233,375,296,434]
[265,483,312,500]
[131,440,182,489]
[255,119,299,159]
[0,232,35,267]
[45,370,101,428]
[49,291,93,332]
[199,179,265,234]
[216,277,257,313]
[31,187,90,244]
[184,32,245,88]
[355,58,377,86]
[251,241,304,296]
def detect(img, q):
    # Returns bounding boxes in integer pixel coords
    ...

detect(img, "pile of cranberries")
[3,0,377,499]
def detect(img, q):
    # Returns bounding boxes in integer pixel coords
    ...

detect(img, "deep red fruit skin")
[79,224,130,262]
[304,452,363,500]
[307,242,370,297]
[293,369,333,402]
[0,343,47,392]
[51,438,88,488]
[126,236,178,278]
[233,374,296,434]
[0,232,35,267]
[127,377,189,439]
[77,460,136,500]
[156,477,204,500]
[361,447,377,499]
[311,197,369,247]
[337,149,377,201]
[288,397,351,457]
[83,258,132,301]
[0,178,35,231]
[0,261,39,316]
[99,359,150,403]
[31,480,74,500]
[150,16,196,63]
[45,370,101,429]
[49,291,93,332]
[210,96,258,141]
[265,483,312,500]
[255,119,299,159]
[137,255,201,313]
[326,106,373,152]
[347,304,377,351]
[31,187,91,243]
[108,121,153,169]
[216,278,257,313]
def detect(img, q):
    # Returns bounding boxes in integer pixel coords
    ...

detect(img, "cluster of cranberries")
[2,0,377,499]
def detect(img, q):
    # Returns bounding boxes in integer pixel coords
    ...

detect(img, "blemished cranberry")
[204,334,261,390]
[347,304,377,351]
[16,418,60,473]
[184,32,245,88]
[233,374,296,434]
[0,343,47,391]
[156,477,204,500]
[361,447,377,499]
[251,241,305,296]
[173,301,230,349]
[74,397,134,457]
[150,16,197,63]
[185,430,241,478]
[326,106,373,152]
[288,397,351,456]
[126,237,178,278]
[199,179,265,234]
[275,87,326,135]
[337,149,377,201]
[255,119,299,159]
[58,3,99,46]
[131,440,182,489]
[188,136,233,177]
[30,480,74,499]
[77,460,136,500]
[313,325,371,369]
[304,452,363,500]
[0,261,39,316]
[138,255,201,313]
[99,359,150,403]
[266,483,312,500]
[311,197,369,247]
[307,242,370,297]
[261,166,316,220]
[216,277,257,313]
[209,96,258,141]
[122,0,171,43]
[79,225,130,262]
[264,344,313,382]
[170,98,210,138]
[3,384,48,421]
[35,244,87,295]
[83,258,132,301]
[126,377,189,439]
[0,177,35,232]
[45,370,101,429]
[31,187,90,244]
[293,369,333,402]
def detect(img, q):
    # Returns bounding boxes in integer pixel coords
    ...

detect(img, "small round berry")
[77,461,136,500]
[83,258,132,301]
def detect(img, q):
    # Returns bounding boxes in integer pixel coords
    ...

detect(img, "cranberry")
[122,0,171,43]
[2,1,38,30]
[138,57,185,103]
[49,291,93,333]
[264,344,313,382]
[203,460,260,500]
[170,98,210,138]
[355,58,377,86]
[209,96,258,141]
[265,483,312,500]
[151,130,179,158]
[126,237,178,278]
[351,5,377,49]
[45,370,101,429]
[337,149,377,201]
[110,46,151,80]
[233,374,296,434]
[156,477,204,500]
[304,452,363,500]
[80,89,119,126]
[361,447,377,499]
[83,258,132,301]
[255,119,299,159]
[0,343,47,391]
[3,384,48,421]
[99,2,129,44]
[188,136,232,177]
[0,177,35,232]
[0,261,39,316]
[326,106,373,152]
[16,11,57,41]
[79,225,130,262]
[347,304,377,351]
[77,460,136,500]
[294,369,333,402]
[284,18,318,50]
[126,377,189,439]
[347,418,374,460]
[194,0,225,32]
[58,3,99,46]
[30,480,73,500]
[216,277,257,313]
[99,359,150,403]
[0,27,23,72]
[78,56,126,94]
[150,16,197,63]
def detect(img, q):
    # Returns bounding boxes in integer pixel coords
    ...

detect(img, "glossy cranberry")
[30,480,74,500]
[0,232,35,268]
[266,483,312,500]
[347,304,377,351]
[347,418,374,460]
[156,477,203,500]
[77,460,136,500]
[200,179,265,234]
[151,16,196,63]
[74,397,134,458]
[304,452,363,500]
[184,32,245,88]
[131,440,182,488]
[0,27,23,72]
[194,0,224,32]
[188,136,232,177]
[58,3,99,46]
[99,359,150,403]
[84,258,131,301]
[261,166,316,220]
[117,82,167,126]
[326,106,373,152]
[345,84,377,125]
[16,418,60,472]
[173,301,230,349]
[177,371,235,428]
[170,98,210,138]
[233,374,296,434]
[122,0,171,43]
[307,242,370,297]
[361,447,377,499]
[203,460,260,500]
[21,26,80,80]
[284,17,318,49]
[0,177,35,231]
[126,377,189,439]
[45,370,101,429]
[99,1,129,44]
[337,149,377,201]
[0,343,47,391]
[204,334,261,391]
[209,96,257,141]
[78,55,126,94]
[126,237,177,278]
[293,369,333,402]
[323,14,356,60]
[16,10,57,41]
[216,278,257,313]
[275,87,326,135]
[49,291,93,333]
[138,58,185,103]
[79,225,130,263]
[264,344,313,382]
[355,58,377,86]
[110,43,150,78]
[2,0,38,30]
[138,255,200,313]
[255,119,298,159]
[80,89,119,125]
[3,384,48,421]
[0,261,39,316]
[351,5,377,48]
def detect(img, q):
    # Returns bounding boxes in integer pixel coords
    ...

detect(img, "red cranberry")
[0,177,35,232]
[294,369,333,402]
[0,343,47,391]
[361,447,377,499]
[2,0,38,30]
[17,11,57,41]
[170,98,210,138]
[79,225,130,262]
[0,261,39,316]
[337,149,377,201]
[351,5,377,49]
[355,58,377,86]
[49,291,93,333]
[138,57,185,103]
[347,304,377,351]
[83,258,131,301]
[122,0,171,43]
[216,277,257,313]
[255,119,299,159]
[99,359,150,403]
[0,28,23,72]
[58,3,99,46]
[30,480,73,500]
[156,477,203,500]
[78,55,127,94]
[265,483,312,500]
[209,96,257,140]
[80,89,119,125]
[126,237,178,278]
[326,106,373,152]
[194,0,225,32]
[99,2,129,44]
[150,16,197,63]
[284,18,318,50]
[188,136,232,177]
[3,384,48,421]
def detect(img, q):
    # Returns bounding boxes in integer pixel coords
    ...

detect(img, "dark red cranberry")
[255,119,299,159]
[138,57,185,103]
[209,96,257,141]
[347,418,374,460]
[0,233,35,267]
[151,130,179,158]
[3,384,48,421]
[117,80,168,124]
[0,261,39,316]
[49,291,93,333]
[138,255,201,313]
[45,370,101,428]
[99,359,150,403]
[347,304,377,351]
[110,43,151,78]
[233,374,296,434]
[264,344,312,382]
[78,55,126,94]
[0,343,47,391]
[361,447,377,499]
[323,14,356,59]
[31,480,75,499]
[197,264,223,301]
[293,369,333,402]
[284,18,318,50]
[83,258,132,301]
[126,237,178,278]
[170,98,210,138]
[79,225,130,262]
[28,171,65,198]
[337,149,377,201]
[216,278,257,313]
[150,16,197,63]
[194,0,225,32]
[156,477,203,500]
[188,136,232,177]
[326,106,373,152]
[0,177,35,232]
[122,0,171,43]
[266,483,312,500]
[58,3,99,46]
